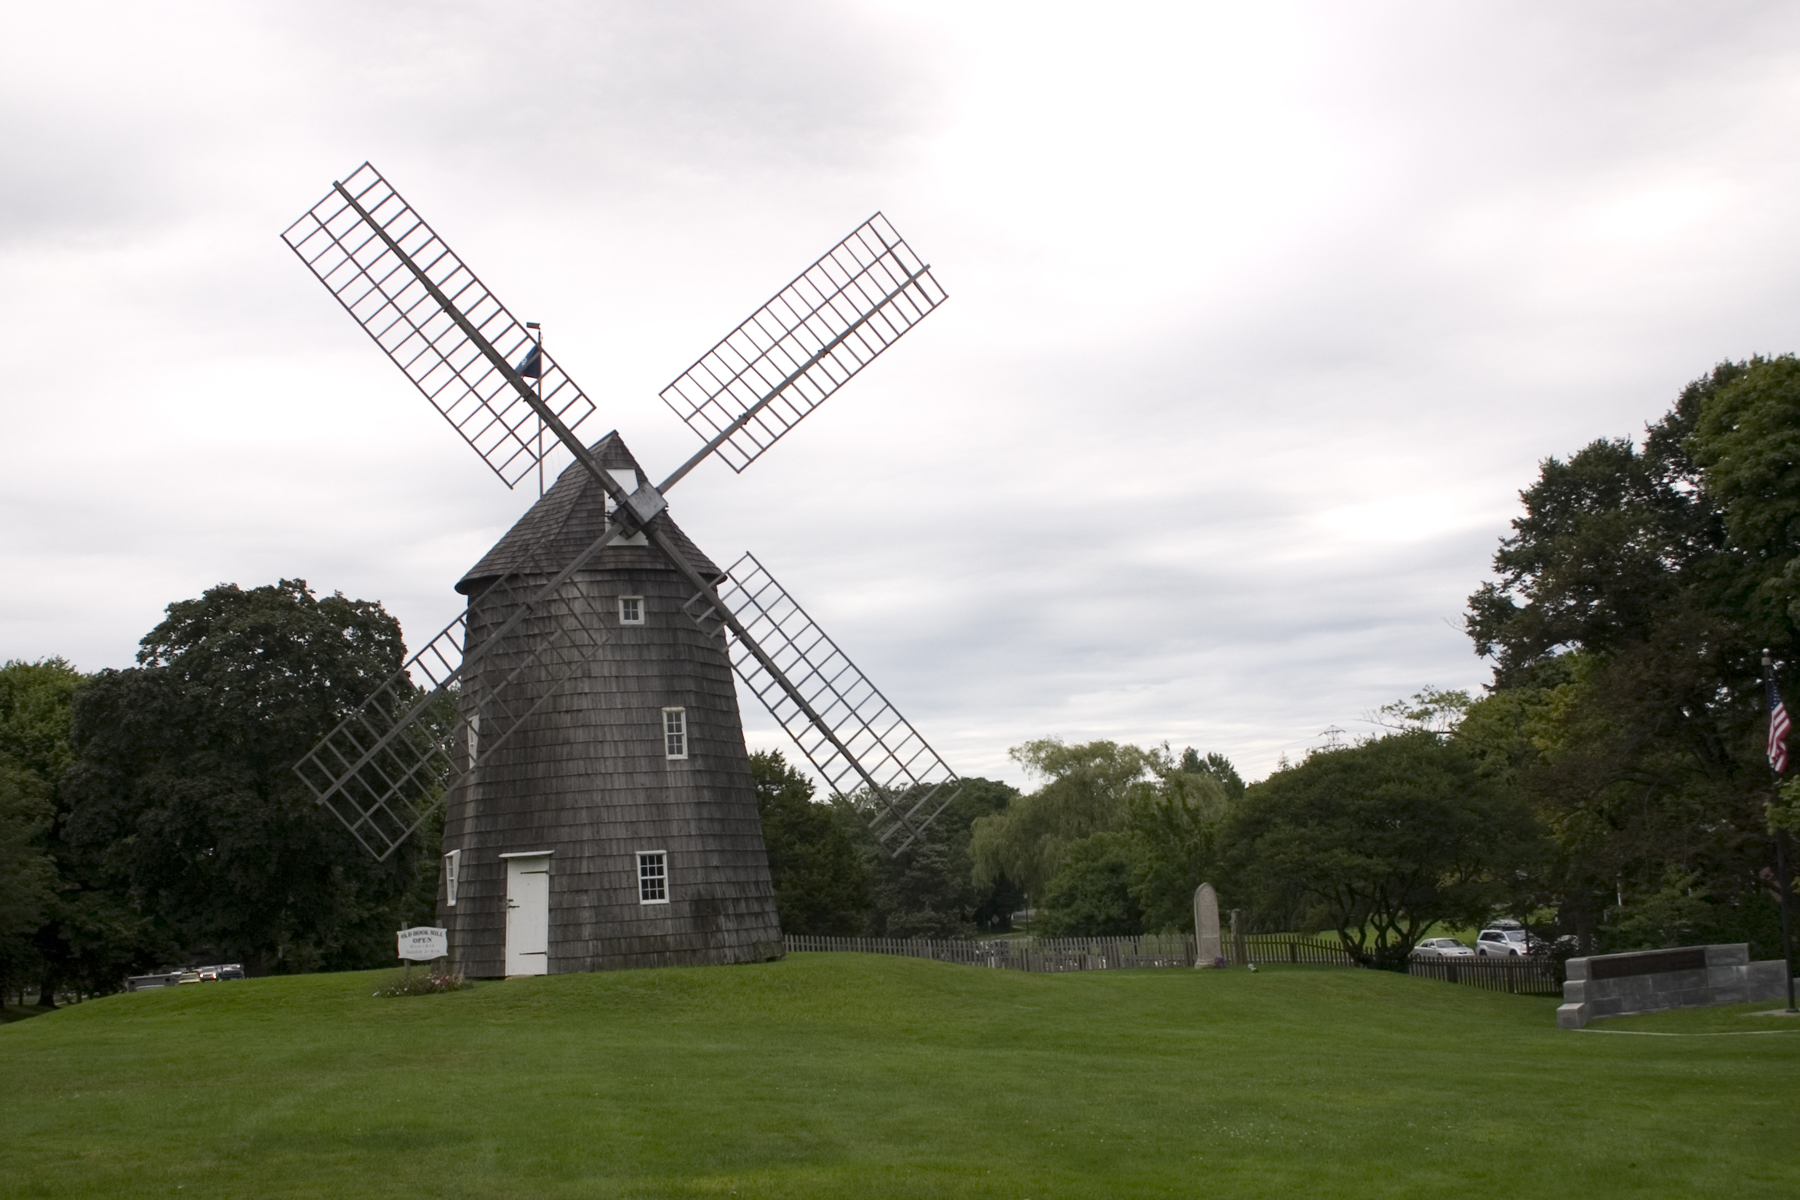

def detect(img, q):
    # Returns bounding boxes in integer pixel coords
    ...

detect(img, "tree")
[1462,359,1800,956]
[58,580,437,976]
[1179,747,1245,799]
[1688,355,1800,640]
[1034,833,1141,936]
[1225,732,1540,969]
[969,739,1159,901]
[0,659,77,1001]
[994,742,1237,937]
[751,750,869,935]
[1369,688,1472,735]
[0,658,149,1007]
[860,775,1022,938]
[1125,765,1233,932]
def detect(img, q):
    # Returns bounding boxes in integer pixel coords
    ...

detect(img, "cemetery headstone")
[1194,883,1222,966]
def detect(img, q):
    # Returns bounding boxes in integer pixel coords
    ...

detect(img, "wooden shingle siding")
[438,437,781,975]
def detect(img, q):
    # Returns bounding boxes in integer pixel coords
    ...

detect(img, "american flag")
[1769,675,1791,775]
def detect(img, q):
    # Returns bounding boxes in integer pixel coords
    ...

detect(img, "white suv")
[1475,928,1535,957]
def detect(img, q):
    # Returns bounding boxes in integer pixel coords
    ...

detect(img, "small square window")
[637,851,668,904]
[619,596,643,625]
[663,708,687,760]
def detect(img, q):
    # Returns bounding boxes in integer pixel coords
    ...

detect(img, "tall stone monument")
[1194,883,1222,966]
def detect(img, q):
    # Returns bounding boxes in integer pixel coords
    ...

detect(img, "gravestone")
[1194,883,1222,966]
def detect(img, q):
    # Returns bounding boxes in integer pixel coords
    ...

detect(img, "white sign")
[397,927,448,962]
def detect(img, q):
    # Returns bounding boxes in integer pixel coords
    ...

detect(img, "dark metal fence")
[1405,956,1561,995]
[1240,933,1358,966]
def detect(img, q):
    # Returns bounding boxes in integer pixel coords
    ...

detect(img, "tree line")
[6,355,1797,998]
[759,355,1800,966]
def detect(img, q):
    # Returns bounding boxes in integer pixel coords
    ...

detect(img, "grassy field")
[0,955,1795,1199]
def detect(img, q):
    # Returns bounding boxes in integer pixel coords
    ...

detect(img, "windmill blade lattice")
[294,522,620,860]
[659,214,947,476]
[282,162,594,489]
[284,162,960,863]
[684,553,962,852]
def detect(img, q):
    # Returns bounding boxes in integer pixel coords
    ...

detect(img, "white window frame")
[443,848,461,906]
[637,850,669,904]
[618,595,644,625]
[663,707,687,760]
[466,712,480,770]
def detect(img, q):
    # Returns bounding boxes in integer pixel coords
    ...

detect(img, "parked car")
[1474,928,1545,956]
[1412,938,1475,958]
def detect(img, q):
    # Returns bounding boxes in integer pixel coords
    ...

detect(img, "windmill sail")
[683,553,962,852]
[658,214,947,482]
[282,162,594,489]
[293,517,624,859]
[284,164,957,862]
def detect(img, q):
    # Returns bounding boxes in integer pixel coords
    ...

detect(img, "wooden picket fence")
[783,934,1197,972]
[783,933,1558,994]
[783,932,1356,972]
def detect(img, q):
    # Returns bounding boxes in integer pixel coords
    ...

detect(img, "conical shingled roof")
[457,433,721,594]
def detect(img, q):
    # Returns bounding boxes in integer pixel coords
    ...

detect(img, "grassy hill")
[1,955,1795,1198]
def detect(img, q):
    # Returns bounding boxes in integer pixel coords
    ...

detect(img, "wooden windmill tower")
[281,164,961,976]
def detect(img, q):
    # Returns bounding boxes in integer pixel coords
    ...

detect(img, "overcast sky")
[4,2,1799,787]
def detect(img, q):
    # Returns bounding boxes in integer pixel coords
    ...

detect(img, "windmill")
[281,163,961,975]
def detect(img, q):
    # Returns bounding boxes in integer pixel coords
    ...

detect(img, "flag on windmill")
[1769,674,1791,774]
[515,341,542,379]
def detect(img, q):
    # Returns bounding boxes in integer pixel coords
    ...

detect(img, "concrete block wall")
[1556,944,1794,1029]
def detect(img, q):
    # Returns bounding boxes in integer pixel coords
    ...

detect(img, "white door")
[504,855,551,976]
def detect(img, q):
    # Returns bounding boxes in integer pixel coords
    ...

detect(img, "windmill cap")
[457,433,721,593]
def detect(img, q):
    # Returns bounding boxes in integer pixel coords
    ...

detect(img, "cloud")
[6,1,1800,789]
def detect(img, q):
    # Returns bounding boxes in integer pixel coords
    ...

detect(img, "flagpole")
[526,321,544,498]
[1761,649,1797,1014]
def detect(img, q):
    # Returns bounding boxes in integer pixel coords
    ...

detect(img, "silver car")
[1413,937,1475,958]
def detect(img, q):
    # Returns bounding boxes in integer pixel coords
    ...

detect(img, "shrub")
[374,968,467,997]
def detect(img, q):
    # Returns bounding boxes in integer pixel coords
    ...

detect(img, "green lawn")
[0,955,1794,1199]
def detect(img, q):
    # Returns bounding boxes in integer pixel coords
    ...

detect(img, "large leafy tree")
[0,659,79,1001]
[969,739,1160,900]
[859,776,1021,939]
[1033,832,1142,936]
[59,580,437,976]
[1463,358,1800,955]
[979,741,1238,937]
[754,751,1022,940]
[751,750,870,936]
[1224,732,1539,969]
[4,657,157,1006]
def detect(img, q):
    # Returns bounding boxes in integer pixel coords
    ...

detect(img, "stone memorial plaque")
[1588,947,1706,980]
